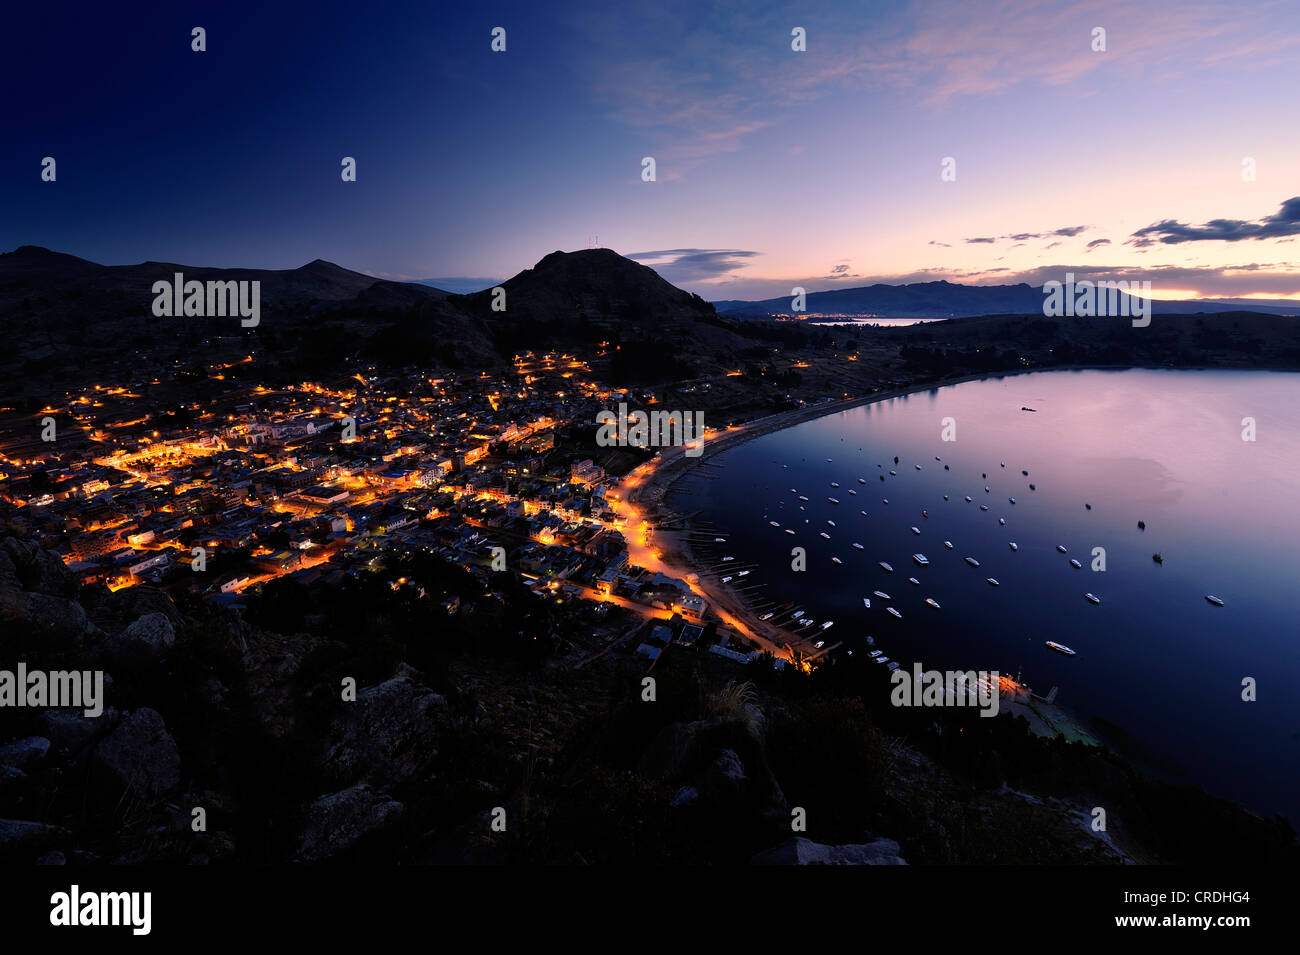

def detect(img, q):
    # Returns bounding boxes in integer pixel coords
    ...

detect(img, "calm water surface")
[668,369,1300,824]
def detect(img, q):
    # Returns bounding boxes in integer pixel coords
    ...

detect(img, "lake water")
[668,368,1300,825]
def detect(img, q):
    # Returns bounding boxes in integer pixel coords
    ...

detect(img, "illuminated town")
[0,348,803,669]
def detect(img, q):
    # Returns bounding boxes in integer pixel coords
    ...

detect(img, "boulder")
[108,612,176,657]
[0,818,67,856]
[1,537,79,598]
[296,786,405,862]
[752,836,907,865]
[324,665,446,787]
[0,591,103,645]
[92,708,180,800]
[0,736,51,770]
[40,707,118,756]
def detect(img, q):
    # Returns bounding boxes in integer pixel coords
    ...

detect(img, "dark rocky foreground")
[1,533,1296,865]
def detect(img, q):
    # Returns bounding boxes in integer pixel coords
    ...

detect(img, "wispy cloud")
[628,248,761,283]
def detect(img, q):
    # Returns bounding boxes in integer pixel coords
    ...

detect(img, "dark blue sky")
[4,1,1299,300]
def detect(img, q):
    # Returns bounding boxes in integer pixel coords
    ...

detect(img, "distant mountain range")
[0,245,446,311]
[4,244,1298,410]
[713,280,1300,319]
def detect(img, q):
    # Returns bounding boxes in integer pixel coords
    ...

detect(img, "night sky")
[4,0,1300,300]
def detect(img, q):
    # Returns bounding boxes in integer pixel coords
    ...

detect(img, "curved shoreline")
[617,367,1107,744]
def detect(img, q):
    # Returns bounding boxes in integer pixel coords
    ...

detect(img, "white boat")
[943,495,949,501]
[879,562,894,573]
[985,486,990,493]
[759,612,773,620]
[827,497,839,504]
[1206,595,1225,607]
[858,478,866,484]
[769,520,780,527]
[820,532,831,539]
[875,656,890,664]
[821,620,834,630]
[848,489,857,495]
[908,577,920,586]
[1009,542,1018,551]
[980,504,989,511]
[1056,545,1067,554]
[784,529,796,535]
[860,510,869,516]
[862,597,871,608]
[913,553,930,566]
[986,577,999,586]
[1009,497,1016,504]
[873,590,891,599]
[827,520,836,527]
[964,556,981,567]
[1046,641,1076,656]
[964,496,972,503]
[886,607,902,619]
[911,526,921,535]
[869,649,883,658]
[886,661,900,671]
[793,611,805,618]
[943,540,953,550]
[1085,592,1100,605]
[721,576,733,583]
[882,498,889,504]
[737,570,750,577]
[830,482,840,488]
[714,537,727,542]
[814,640,825,649]
[798,495,809,502]
[998,518,1005,525]
[914,464,921,470]
[831,557,842,564]
[852,542,865,551]
[889,469,897,476]
[721,556,734,561]
[925,597,940,609]
[1069,559,1082,569]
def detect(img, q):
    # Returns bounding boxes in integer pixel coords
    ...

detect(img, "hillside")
[715,280,1300,319]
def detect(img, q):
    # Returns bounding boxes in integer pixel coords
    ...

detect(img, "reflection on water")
[671,369,1300,824]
